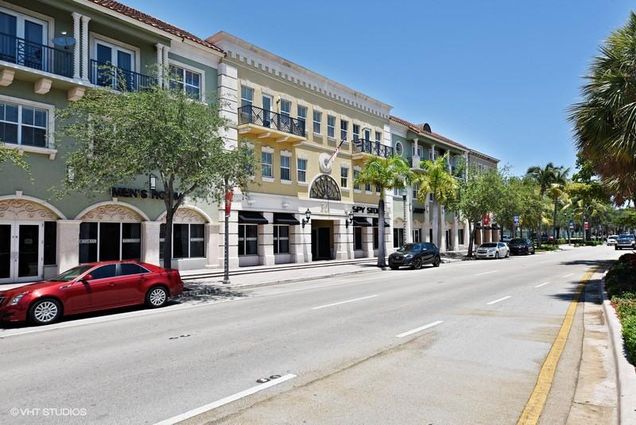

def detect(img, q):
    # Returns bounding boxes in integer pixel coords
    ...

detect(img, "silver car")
[476,242,510,259]
[615,234,635,250]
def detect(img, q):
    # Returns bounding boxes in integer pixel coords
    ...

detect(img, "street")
[0,246,621,425]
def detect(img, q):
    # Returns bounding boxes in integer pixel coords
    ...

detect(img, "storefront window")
[354,227,363,250]
[458,229,464,245]
[393,228,404,248]
[160,223,205,259]
[79,222,140,263]
[373,228,378,249]
[273,225,289,254]
[44,221,56,265]
[238,224,258,256]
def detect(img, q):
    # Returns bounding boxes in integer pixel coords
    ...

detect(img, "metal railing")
[0,32,73,78]
[353,139,394,158]
[89,60,157,92]
[238,105,306,137]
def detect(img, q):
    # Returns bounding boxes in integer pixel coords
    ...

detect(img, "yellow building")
[208,32,394,267]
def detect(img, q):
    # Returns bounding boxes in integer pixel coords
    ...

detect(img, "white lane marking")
[562,273,574,278]
[487,296,512,305]
[153,374,297,425]
[535,281,551,288]
[396,320,443,338]
[311,294,379,310]
[475,270,498,276]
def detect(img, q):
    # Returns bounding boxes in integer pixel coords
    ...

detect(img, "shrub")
[605,262,636,298]
[621,314,636,365]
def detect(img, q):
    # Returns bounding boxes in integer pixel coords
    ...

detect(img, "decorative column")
[439,205,447,253]
[80,15,91,82]
[404,191,413,243]
[162,44,170,87]
[155,43,164,87]
[218,210,239,269]
[334,219,350,260]
[71,13,81,80]
[452,215,459,251]
[218,62,239,149]
[259,212,275,265]
[290,217,306,263]
[56,220,81,273]
[205,223,220,268]
[141,221,161,266]
[362,225,373,258]
[412,138,420,168]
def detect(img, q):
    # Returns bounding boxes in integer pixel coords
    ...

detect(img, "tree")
[355,156,413,268]
[497,176,542,238]
[455,167,503,256]
[58,82,252,269]
[547,166,570,238]
[415,154,458,251]
[526,163,562,244]
[569,12,636,207]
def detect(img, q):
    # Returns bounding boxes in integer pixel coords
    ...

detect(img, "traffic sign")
[569,220,574,230]
[513,215,519,225]
[584,221,589,230]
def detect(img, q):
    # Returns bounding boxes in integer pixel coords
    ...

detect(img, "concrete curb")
[601,275,636,424]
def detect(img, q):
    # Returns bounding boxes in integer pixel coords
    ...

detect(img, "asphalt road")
[0,245,622,425]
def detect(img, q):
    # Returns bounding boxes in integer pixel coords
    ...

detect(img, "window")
[240,86,254,107]
[92,40,136,90]
[365,183,371,192]
[90,264,117,280]
[353,169,360,190]
[79,222,141,263]
[340,166,348,188]
[353,124,360,141]
[327,115,335,138]
[280,154,291,181]
[376,185,381,193]
[43,221,56,266]
[170,65,202,99]
[375,131,382,142]
[458,229,464,245]
[364,129,371,141]
[261,151,273,178]
[280,99,291,116]
[0,101,48,148]
[340,120,348,141]
[297,158,307,182]
[395,141,403,156]
[413,184,418,199]
[354,227,363,250]
[393,228,405,248]
[159,223,205,259]
[238,224,258,255]
[273,225,289,254]
[313,110,322,134]
[413,229,421,243]
[122,223,141,260]
[121,263,149,275]
[297,105,307,133]
[373,227,378,249]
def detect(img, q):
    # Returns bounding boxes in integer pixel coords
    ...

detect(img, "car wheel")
[28,298,62,325]
[615,246,619,250]
[145,286,169,308]
[495,252,500,259]
[412,258,422,270]
[505,250,509,258]
[433,256,441,267]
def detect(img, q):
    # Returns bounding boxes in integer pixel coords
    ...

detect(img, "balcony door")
[0,9,47,70]
[262,94,273,128]
[94,40,135,89]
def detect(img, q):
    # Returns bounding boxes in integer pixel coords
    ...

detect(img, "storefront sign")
[352,205,379,215]
[111,187,183,200]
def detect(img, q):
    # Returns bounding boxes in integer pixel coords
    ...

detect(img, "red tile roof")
[390,115,468,150]
[87,0,223,53]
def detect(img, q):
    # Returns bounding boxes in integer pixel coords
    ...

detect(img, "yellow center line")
[516,268,596,425]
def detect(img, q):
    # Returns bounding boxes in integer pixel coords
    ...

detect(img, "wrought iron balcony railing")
[89,60,157,92]
[0,32,73,78]
[238,105,306,137]
[353,139,394,158]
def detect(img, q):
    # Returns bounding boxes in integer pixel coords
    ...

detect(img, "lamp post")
[223,183,233,285]
[302,208,311,228]
[148,173,157,191]
[345,210,354,229]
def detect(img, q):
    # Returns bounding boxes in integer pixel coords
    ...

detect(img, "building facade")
[208,32,395,268]
[0,0,225,283]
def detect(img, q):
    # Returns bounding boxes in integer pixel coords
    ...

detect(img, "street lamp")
[302,208,311,228]
[345,210,354,229]
[148,173,157,191]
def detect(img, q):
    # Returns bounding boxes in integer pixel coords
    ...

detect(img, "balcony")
[89,60,157,92]
[0,32,73,78]
[352,139,394,160]
[237,105,306,144]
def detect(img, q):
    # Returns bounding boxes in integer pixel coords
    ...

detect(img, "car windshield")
[397,244,418,253]
[480,243,497,248]
[49,265,94,282]
[619,235,634,240]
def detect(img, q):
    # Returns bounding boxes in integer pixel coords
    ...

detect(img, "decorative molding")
[0,199,58,220]
[78,204,146,222]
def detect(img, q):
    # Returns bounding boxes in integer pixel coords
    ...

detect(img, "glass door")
[262,95,272,128]
[23,20,43,70]
[0,12,17,63]
[0,224,11,281]
[0,223,43,284]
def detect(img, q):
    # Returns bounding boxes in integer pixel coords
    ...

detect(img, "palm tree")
[569,12,636,207]
[547,167,570,239]
[415,154,458,251]
[526,163,558,244]
[355,156,413,268]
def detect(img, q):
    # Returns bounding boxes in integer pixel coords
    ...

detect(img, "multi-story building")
[389,116,499,252]
[0,0,225,283]
[208,32,394,267]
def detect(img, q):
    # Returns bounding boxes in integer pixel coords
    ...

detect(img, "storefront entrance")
[311,220,333,261]
[0,222,43,283]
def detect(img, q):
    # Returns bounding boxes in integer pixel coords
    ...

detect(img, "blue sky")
[124,0,633,175]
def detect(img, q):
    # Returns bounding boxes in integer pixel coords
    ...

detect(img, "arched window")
[310,175,341,201]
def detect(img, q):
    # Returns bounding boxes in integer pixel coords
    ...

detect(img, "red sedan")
[0,261,183,325]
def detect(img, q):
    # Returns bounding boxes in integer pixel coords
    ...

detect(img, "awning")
[373,218,390,228]
[352,216,372,227]
[274,213,300,225]
[238,211,268,224]
[413,208,425,214]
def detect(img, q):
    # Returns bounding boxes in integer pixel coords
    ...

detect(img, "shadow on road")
[549,277,603,305]
[559,259,613,268]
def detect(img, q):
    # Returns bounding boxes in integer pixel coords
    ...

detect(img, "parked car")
[607,235,619,245]
[0,261,183,325]
[389,243,441,270]
[501,235,512,244]
[508,238,535,255]
[615,234,635,250]
[475,242,510,259]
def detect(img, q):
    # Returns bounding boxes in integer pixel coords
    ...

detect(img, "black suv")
[508,238,535,255]
[389,243,441,270]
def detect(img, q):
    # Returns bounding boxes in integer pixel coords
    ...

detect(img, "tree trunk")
[377,196,386,268]
[438,203,444,250]
[468,221,474,257]
[163,207,174,270]
[552,198,558,239]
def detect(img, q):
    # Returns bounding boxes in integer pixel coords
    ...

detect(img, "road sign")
[584,221,589,230]
[513,215,519,225]
[569,220,574,230]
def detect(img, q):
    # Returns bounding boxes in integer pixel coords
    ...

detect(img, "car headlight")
[9,293,28,305]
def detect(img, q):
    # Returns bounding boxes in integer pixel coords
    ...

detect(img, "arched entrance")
[0,198,62,283]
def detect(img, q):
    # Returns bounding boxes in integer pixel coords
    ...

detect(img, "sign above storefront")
[111,187,183,200]
[352,205,379,215]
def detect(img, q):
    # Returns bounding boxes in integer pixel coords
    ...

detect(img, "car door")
[117,263,151,305]
[499,243,508,257]
[85,264,119,310]
[420,243,435,263]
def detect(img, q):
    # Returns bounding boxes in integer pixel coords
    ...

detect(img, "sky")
[123,0,634,175]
